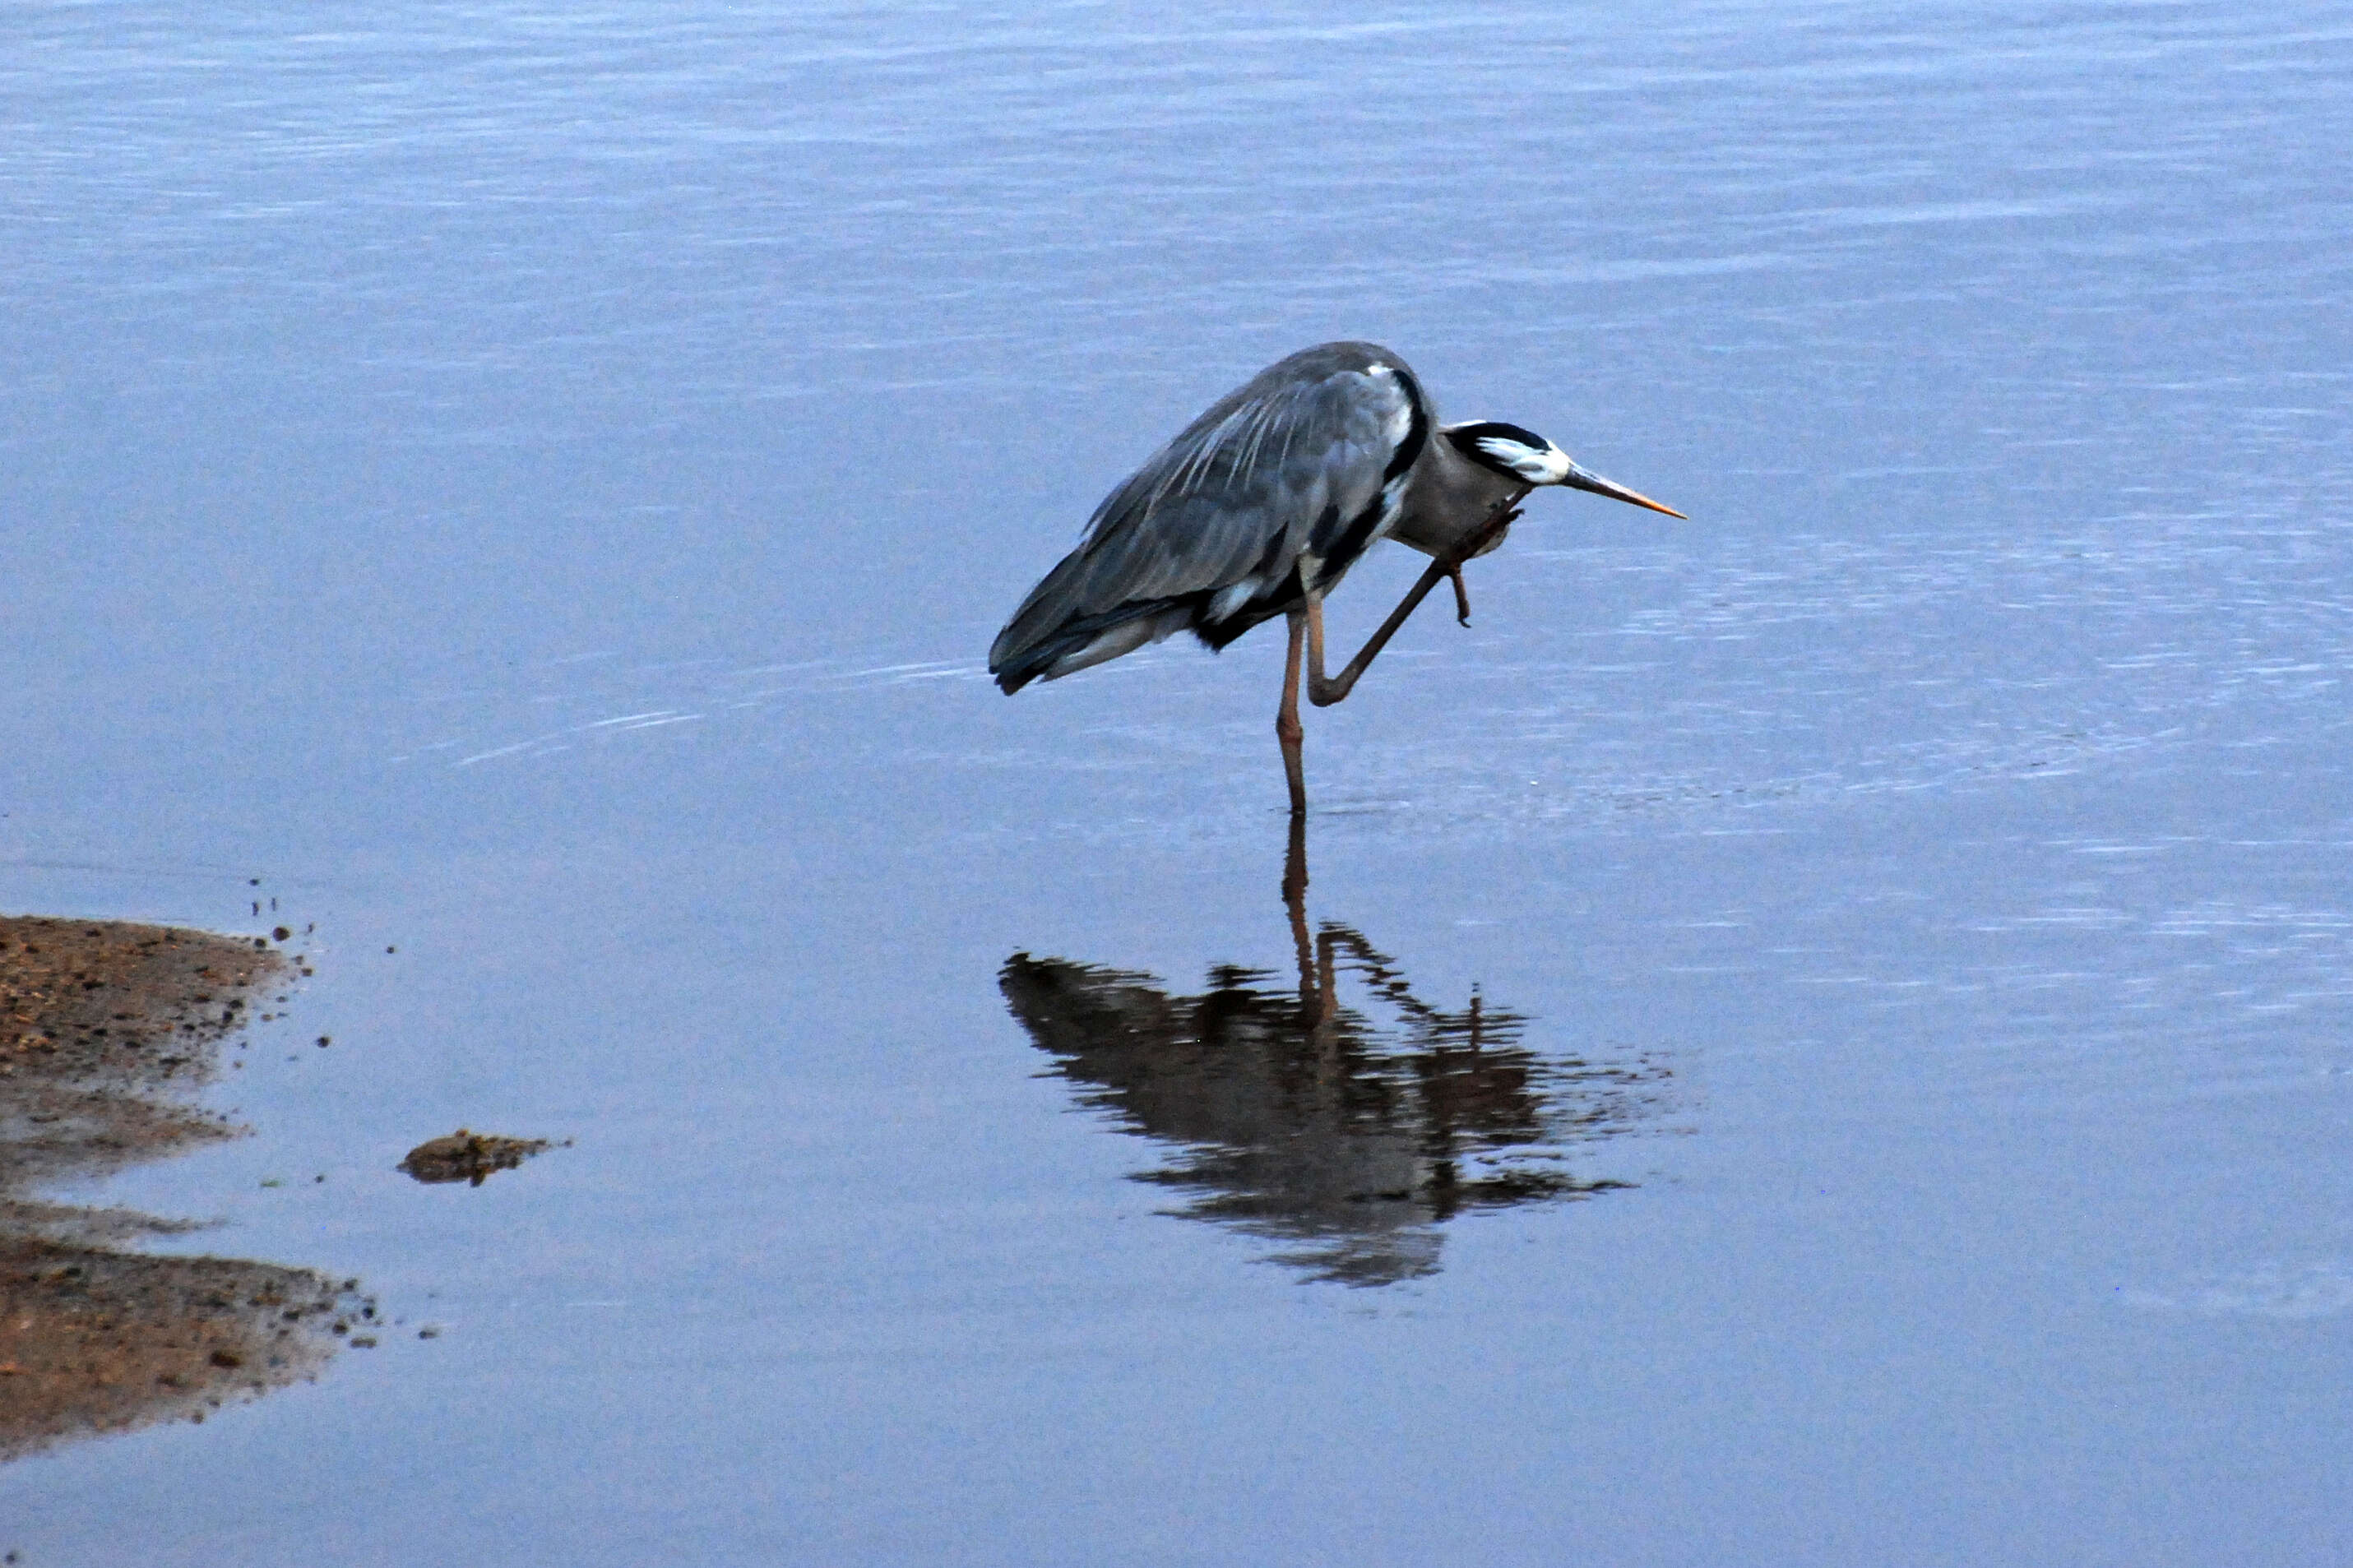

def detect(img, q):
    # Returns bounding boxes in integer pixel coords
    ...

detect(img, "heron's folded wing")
[993,345,1420,669]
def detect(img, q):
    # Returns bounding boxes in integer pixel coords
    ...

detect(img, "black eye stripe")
[1445,421,1554,475]
[1447,420,1549,452]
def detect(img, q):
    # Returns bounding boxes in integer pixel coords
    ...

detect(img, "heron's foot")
[1437,504,1524,627]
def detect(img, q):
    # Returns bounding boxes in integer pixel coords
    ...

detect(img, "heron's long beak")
[1560,461,1685,519]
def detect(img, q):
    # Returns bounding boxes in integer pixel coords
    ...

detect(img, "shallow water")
[4,2,2351,1562]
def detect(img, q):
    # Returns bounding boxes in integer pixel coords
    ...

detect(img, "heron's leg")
[1448,567,1474,627]
[1278,607,1308,816]
[1304,567,1443,706]
[1306,491,1529,708]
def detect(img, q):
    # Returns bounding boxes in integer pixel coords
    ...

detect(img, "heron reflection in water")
[1000,821,1670,1286]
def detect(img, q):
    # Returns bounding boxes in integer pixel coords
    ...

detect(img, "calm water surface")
[4,2,2351,1563]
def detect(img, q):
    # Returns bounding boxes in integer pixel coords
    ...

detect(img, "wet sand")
[0,915,364,1463]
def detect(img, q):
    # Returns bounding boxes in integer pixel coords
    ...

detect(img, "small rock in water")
[398,1128,557,1186]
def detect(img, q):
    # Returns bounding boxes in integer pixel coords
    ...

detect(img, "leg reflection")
[1001,821,1671,1286]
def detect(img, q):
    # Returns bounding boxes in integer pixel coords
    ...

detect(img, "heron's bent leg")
[1306,562,1450,707]
[1307,493,1529,707]
[1449,567,1473,627]
[1278,608,1308,816]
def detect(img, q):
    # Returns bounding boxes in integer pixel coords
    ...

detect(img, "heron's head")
[1444,420,1685,517]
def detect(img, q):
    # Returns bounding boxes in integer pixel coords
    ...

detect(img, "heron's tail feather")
[989,598,1197,693]
[989,530,1299,692]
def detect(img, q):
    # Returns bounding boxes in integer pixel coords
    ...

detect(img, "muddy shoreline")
[0,914,362,1463]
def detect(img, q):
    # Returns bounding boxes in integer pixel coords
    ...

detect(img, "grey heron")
[989,340,1684,812]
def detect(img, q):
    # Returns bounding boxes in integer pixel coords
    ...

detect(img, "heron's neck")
[1405,438,1524,528]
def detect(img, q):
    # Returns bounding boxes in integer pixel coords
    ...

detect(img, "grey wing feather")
[990,341,1421,689]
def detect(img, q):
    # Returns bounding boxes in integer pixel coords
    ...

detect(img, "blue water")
[4,2,2350,1563]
